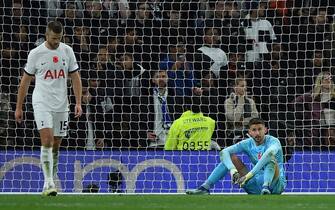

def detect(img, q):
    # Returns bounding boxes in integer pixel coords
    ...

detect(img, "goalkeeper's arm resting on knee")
[238,145,279,187]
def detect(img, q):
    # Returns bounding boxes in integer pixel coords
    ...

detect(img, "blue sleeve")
[219,140,247,170]
[250,139,281,175]
[159,61,168,70]
[159,56,172,70]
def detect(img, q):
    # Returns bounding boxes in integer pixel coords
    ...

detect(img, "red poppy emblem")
[53,56,59,63]
[258,152,262,160]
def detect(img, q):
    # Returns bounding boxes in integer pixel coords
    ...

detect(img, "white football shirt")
[244,18,276,62]
[24,42,79,112]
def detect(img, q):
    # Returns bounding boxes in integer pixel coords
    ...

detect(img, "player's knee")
[40,135,54,146]
[41,139,54,147]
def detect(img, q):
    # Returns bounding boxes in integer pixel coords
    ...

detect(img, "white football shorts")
[34,111,69,137]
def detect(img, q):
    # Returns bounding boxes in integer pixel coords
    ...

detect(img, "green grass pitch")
[0,194,334,210]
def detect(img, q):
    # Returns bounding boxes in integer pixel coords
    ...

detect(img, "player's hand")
[15,109,23,124]
[237,172,253,188]
[95,139,105,149]
[232,172,240,185]
[74,104,82,118]
[193,87,203,96]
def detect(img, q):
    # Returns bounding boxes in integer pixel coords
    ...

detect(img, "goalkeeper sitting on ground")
[186,118,287,195]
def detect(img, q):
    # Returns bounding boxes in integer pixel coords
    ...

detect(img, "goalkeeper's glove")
[238,172,253,188]
[230,168,240,185]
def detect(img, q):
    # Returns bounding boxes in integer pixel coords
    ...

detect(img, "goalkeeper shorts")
[243,172,286,195]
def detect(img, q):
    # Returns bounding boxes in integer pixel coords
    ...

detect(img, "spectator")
[67,80,110,150]
[212,0,243,54]
[70,24,91,72]
[103,0,130,22]
[195,40,230,95]
[118,26,149,63]
[146,0,164,21]
[198,27,222,49]
[159,2,193,46]
[112,54,150,148]
[198,70,226,147]
[160,37,196,96]
[129,2,159,67]
[242,1,277,62]
[0,40,21,95]
[224,78,259,145]
[83,0,113,53]
[56,2,80,36]
[87,46,116,97]
[144,70,174,148]
[292,71,335,147]
[42,0,63,19]
[0,92,11,148]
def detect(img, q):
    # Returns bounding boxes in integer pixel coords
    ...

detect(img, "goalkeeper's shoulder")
[267,135,281,145]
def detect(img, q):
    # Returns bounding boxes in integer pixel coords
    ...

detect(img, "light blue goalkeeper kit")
[203,135,287,194]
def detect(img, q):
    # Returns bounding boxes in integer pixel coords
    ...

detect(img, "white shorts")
[34,111,69,137]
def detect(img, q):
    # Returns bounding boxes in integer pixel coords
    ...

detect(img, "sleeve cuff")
[23,69,34,76]
[68,68,79,74]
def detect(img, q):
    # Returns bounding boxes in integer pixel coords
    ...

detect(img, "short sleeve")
[68,47,79,73]
[24,52,37,76]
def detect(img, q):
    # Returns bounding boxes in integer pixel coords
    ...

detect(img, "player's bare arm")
[70,71,82,118]
[15,73,33,123]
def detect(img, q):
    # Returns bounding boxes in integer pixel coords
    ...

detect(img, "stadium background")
[1,0,335,194]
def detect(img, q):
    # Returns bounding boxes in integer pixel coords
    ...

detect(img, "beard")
[50,43,59,49]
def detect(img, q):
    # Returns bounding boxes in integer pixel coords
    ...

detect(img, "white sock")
[52,150,59,178]
[41,146,54,188]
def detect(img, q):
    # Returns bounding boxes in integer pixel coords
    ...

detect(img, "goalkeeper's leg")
[262,159,284,194]
[186,155,249,195]
[186,162,227,195]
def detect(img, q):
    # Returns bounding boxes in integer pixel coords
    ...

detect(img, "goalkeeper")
[186,118,286,194]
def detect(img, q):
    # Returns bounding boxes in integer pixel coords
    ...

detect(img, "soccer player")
[186,118,286,194]
[15,21,82,196]
[164,96,216,150]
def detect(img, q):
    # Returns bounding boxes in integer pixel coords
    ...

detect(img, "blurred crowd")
[0,0,335,152]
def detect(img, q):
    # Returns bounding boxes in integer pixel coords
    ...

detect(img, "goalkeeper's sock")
[41,146,54,186]
[202,162,228,189]
[52,150,59,178]
[263,160,276,187]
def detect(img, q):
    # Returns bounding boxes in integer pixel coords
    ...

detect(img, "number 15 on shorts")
[60,121,68,132]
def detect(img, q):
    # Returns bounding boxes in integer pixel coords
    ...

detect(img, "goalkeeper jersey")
[164,111,215,150]
[225,135,286,181]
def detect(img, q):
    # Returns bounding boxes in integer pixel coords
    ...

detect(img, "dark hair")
[248,118,265,128]
[184,96,201,113]
[47,21,63,34]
